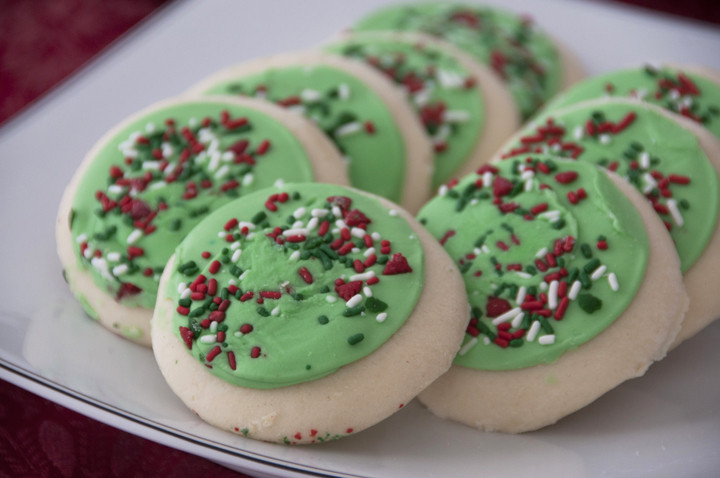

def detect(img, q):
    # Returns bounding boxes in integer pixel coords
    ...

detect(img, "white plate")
[1,0,719,476]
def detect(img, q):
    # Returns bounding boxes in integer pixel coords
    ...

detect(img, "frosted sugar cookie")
[151,183,468,444]
[417,156,687,432]
[352,2,586,119]
[542,64,720,141]
[325,31,519,189]
[496,98,720,345]
[56,96,348,346]
[186,51,433,213]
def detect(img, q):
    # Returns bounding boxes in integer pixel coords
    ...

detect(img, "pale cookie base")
[491,97,720,346]
[555,37,587,91]
[151,191,469,444]
[330,31,520,186]
[56,96,349,347]
[185,51,434,214]
[418,171,688,433]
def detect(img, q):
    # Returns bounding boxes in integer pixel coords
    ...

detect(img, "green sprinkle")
[509,339,524,347]
[460,262,472,274]
[580,243,593,259]
[178,298,191,308]
[552,218,566,230]
[365,297,388,313]
[538,316,554,334]
[579,270,592,289]
[318,315,329,325]
[251,211,267,224]
[583,258,601,274]
[471,307,483,319]
[256,307,270,317]
[578,293,602,313]
[343,305,365,317]
[347,333,365,345]
[320,285,330,293]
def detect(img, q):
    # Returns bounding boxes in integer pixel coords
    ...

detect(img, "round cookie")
[324,31,519,189]
[416,156,687,433]
[151,183,469,444]
[495,98,720,346]
[541,64,720,141]
[352,2,586,119]
[56,96,348,346]
[185,51,433,213]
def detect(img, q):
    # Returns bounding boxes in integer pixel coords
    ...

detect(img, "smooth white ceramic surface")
[0,0,719,477]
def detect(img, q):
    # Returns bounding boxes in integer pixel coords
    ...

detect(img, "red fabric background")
[0,0,717,476]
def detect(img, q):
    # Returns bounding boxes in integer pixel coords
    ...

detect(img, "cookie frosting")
[543,65,720,140]
[69,100,315,311]
[197,64,407,203]
[352,2,563,118]
[165,183,424,389]
[500,99,720,272]
[418,157,649,370]
[325,33,485,189]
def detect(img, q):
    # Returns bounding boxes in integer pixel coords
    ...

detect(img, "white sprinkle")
[521,170,535,181]
[76,233,88,243]
[164,162,177,175]
[177,283,187,294]
[292,220,304,229]
[242,174,254,186]
[142,161,160,170]
[437,69,463,88]
[350,271,376,282]
[568,280,582,300]
[338,83,350,100]
[326,296,337,303]
[511,312,525,328]
[364,247,376,257]
[287,105,306,115]
[300,89,321,102]
[599,134,611,145]
[548,280,559,309]
[376,312,388,323]
[573,125,584,140]
[145,122,156,133]
[608,272,619,291]
[352,247,360,254]
[443,110,471,123]
[458,337,478,356]
[180,289,191,300]
[515,272,532,279]
[332,205,342,217]
[346,294,363,308]
[516,286,527,306]
[482,171,493,187]
[289,250,301,261]
[307,217,319,230]
[293,207,306,219]
[112,264,129,276]
[217,231,226,238]
[540,210,561,222]
[335,219,348,230]
[491,307,522,325]
[438,185,448,196]
[639,151,650,170]
[473,247,482,256]
[432,124,452,145]
[91,257,114,281]
[221,150,234,163]
[199,335,216,344]
[413,89,431,107]
[148,181,165,190]
[207,152,221,172]
[539,334,556,345]
[311,208,329,217]
[231,249,242,262]
[535,247,548,258]
[591,265,607,280]
[106,252,121,262]
[230,241,241,250]
[642,172,658,194]
[351,227,366,238]
[483,336,491,345]
[239,270,249,280]
[238,221,255,231]
[271,306,280,316]
[667,199,684,227]
[126,229,143,244]
[527,321,541,342]
[388,209,398,216]
[670,89,681,100]
[274,178,285,188]
[214,164,230,179]
[228,279,237,286]
[481,245,491,254]
[363,286,373,297]
[283,228,309,237]
[107,185,126,196]
[371,232,381,241]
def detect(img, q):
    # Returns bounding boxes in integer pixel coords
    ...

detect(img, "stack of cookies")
[55,2,720,443]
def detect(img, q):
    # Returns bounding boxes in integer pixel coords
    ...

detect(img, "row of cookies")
[416,64,720,432]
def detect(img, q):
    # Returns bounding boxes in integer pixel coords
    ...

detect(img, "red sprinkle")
[250,346,262,358]
[179,327,194,349]
[555,171,578,184]
[206,346,221,362]
[298,267,313,284]
[208,260,221,274]
[227,351,236,370]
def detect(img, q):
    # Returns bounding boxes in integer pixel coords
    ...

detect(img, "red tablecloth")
[1,0,717,476]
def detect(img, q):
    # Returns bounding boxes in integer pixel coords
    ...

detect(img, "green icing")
[166,183,424,388]
[502,101,720,272]
[418,157,649,370]
[70,100,315,309]
[199,65,406,203]
[325,33,485,188]
[353,2,563,119]
[543,66,720,141]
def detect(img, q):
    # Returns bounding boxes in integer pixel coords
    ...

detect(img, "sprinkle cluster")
[72,109,275,303]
